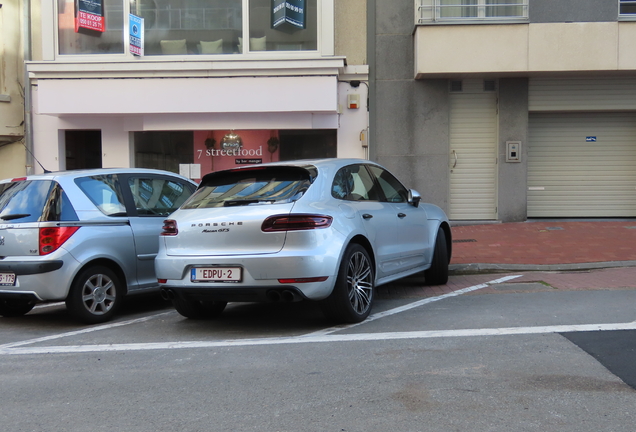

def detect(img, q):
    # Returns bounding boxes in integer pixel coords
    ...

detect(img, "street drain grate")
[453,239,477,243]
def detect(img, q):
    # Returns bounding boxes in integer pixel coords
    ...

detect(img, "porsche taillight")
[261,215,333,232]
[39,226,80,255]
[161,219,178,236]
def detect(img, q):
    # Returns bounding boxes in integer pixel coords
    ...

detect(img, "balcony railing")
[417,0,528,24]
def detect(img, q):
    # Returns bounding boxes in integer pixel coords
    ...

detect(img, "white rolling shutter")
[529,78,636,112]
[528,112,636,217]
[449,85,498,220]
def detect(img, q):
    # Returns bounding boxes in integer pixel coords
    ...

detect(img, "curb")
[449,260,636,274]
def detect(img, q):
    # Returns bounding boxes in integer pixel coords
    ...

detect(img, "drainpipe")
[23,0,34,175]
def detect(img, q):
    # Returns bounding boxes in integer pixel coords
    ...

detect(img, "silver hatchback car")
[0,168,196,323]
[156,159,452,324]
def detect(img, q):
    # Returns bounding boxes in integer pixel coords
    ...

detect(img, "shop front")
[28,69,368,178]
[26,0,369,177]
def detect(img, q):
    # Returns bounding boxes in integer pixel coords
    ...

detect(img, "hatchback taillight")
[261,214,333,232]
[161,219,178,236]
[39,226,80,255]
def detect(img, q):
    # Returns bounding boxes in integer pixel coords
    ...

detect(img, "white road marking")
[0,312,174,349]
[2,321,635,356]
[0,275,533,356]
[304,275,523,337]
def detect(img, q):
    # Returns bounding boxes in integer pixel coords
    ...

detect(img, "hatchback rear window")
[182,166,314,209]
[0,180,78,222]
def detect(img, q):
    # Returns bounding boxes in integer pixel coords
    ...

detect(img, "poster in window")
[75,0,105,33]
[271,0,306,33]
[129,14,144,56]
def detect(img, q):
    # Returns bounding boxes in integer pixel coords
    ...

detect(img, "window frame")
[619,0,636,20]
[416,0,529,24]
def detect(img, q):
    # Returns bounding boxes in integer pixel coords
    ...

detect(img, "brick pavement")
[377,267,636,300]
[377,219,636,300]
[450,221,636,265]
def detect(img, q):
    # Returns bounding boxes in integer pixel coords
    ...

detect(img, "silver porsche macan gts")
[156,159,452,323]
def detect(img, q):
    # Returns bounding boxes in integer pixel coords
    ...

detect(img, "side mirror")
[408,189,421,208]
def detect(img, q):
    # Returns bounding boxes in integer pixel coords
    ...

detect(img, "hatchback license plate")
[0,273,16,286]
[191,267,241,283]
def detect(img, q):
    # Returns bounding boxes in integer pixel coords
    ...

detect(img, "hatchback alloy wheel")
[66,265,121,324]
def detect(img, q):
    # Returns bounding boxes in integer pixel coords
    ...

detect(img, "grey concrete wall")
[529,0,617,23]
[370,0,451,212]
[497,78,529,222]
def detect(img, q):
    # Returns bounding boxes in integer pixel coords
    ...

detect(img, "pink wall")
[193,130,280,178]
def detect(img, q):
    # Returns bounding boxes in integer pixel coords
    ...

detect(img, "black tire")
[172,296,227,320]
[0,299,36,317]
[425,227,449,285]
[66,265,122,324]
[321,243,374,323]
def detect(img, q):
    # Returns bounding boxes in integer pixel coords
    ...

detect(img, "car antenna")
[20,141,51,173]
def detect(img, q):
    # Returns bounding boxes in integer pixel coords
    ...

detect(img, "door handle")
[362,213,373,220]
[397,213,406,218]
[452,150,458,168]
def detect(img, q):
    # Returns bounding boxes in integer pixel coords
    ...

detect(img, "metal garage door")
[528,112,636,217]
[449,82,498,220]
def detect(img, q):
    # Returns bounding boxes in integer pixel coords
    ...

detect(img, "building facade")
[26,0,368,181]
[370,0,636,221]
[0,0,27,179]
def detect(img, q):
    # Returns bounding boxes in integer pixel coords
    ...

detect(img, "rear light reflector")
[161,219,178,236]
[262,214,333,232]
[158,279,167,284]
[278,277,329,284]
[39,226,80,255]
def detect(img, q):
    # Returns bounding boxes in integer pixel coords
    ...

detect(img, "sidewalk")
[449,220,636,272]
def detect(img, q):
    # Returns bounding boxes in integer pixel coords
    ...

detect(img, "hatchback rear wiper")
[0,213,31,221]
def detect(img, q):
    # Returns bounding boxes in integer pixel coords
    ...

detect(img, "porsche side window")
[367,165,408,203]
[332,165,380,201]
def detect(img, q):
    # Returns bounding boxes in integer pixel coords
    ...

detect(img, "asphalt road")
[0,272,635,432]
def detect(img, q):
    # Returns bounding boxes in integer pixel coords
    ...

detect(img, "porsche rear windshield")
[182,166,314,209]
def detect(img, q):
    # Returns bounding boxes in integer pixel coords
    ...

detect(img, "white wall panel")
[37,76,338,115]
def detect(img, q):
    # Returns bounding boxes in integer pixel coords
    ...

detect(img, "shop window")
[56,0,320,56]
[58,0,125,54]
[135,0,243,55]
[249,0,317,52]
[279,130,336,160]
[134,131,194,173]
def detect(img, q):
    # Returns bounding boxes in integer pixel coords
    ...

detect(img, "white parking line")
[0,275,526,356]
[0,312,174,349]
[304,275,523,337]
[2,321,635,356]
